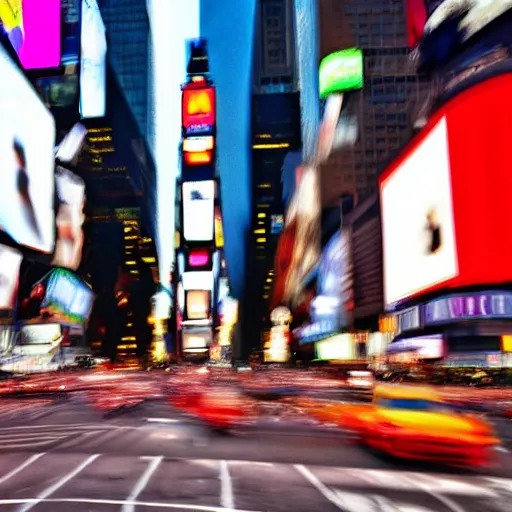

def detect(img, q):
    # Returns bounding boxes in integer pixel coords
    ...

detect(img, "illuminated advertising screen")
[79,0,106,119]
[51,167,85,271]
[20,323,62,345]
[0,245,22,310]
[182,85,215,136]
[41,268,94,326]
[381,117,457,308]
[315,334,356,361]
[0,45,56,255]
[182,180,215,242]
[319,48,363,99]
[387,334,444,359]
[182,327,212,351]
[380,73,512,309]
[214,206,224,247]
[182,271,214,292]
[0,0,61,70]
[185,290,211,320]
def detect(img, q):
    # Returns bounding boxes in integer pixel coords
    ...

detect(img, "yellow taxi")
[302,384,500,467]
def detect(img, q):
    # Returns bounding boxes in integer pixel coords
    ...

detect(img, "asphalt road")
[0,397,510,511]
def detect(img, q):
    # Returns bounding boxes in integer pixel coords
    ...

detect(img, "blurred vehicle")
[74,355,95,369]
[300,384,500,467]
[347,370,374,390]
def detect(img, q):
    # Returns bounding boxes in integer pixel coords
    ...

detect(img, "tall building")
[319,0,433,204]
[250,0,301,338]
[98,0,150,137]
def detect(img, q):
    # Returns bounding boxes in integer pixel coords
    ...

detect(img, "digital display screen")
[182,328,212,351]
[20,323,62,345]
[0,0,61,70]
[79,0,106,119]
[0,45,56,254]
[182,86,215,136]
[182,180,215,242]
[0,244,22,310]
[51,167,85,271]
[185,290,210,320]
[380,73,512,307]
[319,48,363,98]
[41,268,94,325]
[380,117,458,309]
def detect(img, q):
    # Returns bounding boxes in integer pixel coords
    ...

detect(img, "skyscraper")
[250,0,301,340]
[319,0,432,204]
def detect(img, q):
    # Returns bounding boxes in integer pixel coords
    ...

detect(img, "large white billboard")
[182,180,215,242]
[0,45,56,254]
[380,117,458,309]
[79,0,107,119]
[0,245,22,310]
[51,167,86,271]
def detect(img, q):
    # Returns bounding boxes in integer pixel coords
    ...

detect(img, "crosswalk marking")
[295,464,346,510]
[220,460,235,510]
[19,454,101,512]
[0,453,45,486]
[0,497,262,512]
[123,456,163,512]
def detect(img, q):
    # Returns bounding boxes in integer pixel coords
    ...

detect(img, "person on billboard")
[14,140,42,244]
[426,208,442,254]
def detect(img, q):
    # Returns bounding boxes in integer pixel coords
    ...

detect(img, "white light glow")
[147,0,200,293]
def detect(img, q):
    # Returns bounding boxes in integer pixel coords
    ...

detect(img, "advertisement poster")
[41,268,94,326]
[51,167,86,271]
[380,117,458,308]
[79,0,106,119]
[185,289,210,320]
[182,86,215,136]
[182,181,215,242]
[319,48,363,98]
[0,45,56,254]
[0,245,22,310]
[0,0,61,70]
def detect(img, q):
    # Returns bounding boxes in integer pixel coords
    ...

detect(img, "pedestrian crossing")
[0,452,510,511]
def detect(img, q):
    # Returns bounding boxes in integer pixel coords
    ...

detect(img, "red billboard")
[379,73,512,309]
[182,85,216,136]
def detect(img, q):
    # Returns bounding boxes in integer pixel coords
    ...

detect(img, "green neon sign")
[319,48,364,98]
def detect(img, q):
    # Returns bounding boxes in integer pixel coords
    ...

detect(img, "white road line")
[0,453,45,486]
[56,431,100,450]
[146,418,180,424]
[402,475,466,512]
[0,438,66,450]
[219,460,235,510]
[295,465,346,510]
[18,454,100,512]
[0,497,262,511]
[86,427,125,448]
[122,456,163,512]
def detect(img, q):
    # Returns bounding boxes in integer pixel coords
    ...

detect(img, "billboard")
[0,44,56,255]
[319,48,363,98]
[0,0,61,70]
[182,85,215,136]
[41,268,94,326]
[185,290,210,320]
[182,327,211,352]
[51,167,86,271]
[79,0,106,119]
[0,245,22,310]
[182,180,215,242]
[380,73,512,308]
[381,117,458,308]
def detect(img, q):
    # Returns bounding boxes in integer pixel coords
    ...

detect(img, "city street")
[0,397,510,511]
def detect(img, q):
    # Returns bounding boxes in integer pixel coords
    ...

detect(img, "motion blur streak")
[200,0,255,299]
[147,0,200,289]
[294,0,321,163]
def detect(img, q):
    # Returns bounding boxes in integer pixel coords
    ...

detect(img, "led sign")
[424,292,512,325]
[319,48,364,98]
[182,86,215,136]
